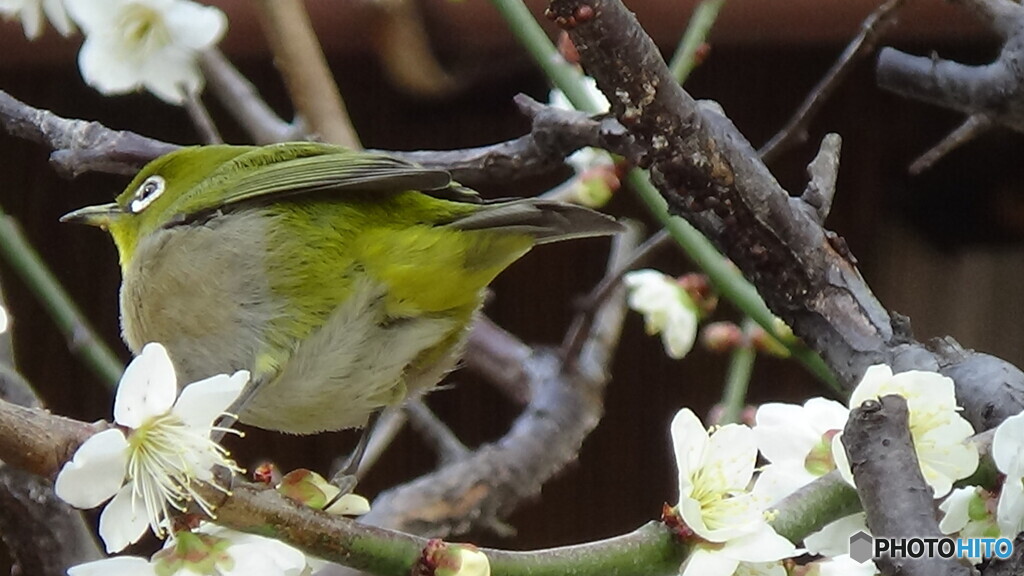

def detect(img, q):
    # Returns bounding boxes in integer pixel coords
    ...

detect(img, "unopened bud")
[557,31,580,65]
[701,321,744,353]
[277,469,370,516]
[252,461,280,485]
[677,273,717,316]
[418,539,491,576]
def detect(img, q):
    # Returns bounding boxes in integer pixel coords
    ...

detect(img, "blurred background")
[0,0,1020,563]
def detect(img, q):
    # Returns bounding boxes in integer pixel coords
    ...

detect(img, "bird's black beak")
[60,203,122,228]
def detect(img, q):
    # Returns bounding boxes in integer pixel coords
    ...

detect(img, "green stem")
[487,522,686,576]
[488,0,603,113]
[718,318,755,424]
[768,471,861,543]
[490,0,837,390]
[630,172,838,389]
[667,0,726,84]
[0,206,122,389]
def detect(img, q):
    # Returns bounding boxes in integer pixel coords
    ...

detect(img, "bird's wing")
[176,148,479,220]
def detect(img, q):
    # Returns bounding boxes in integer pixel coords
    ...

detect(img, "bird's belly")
[121,212,281,383]
[240,278,459,434]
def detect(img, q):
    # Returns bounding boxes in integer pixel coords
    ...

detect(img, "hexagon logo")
[849,531,873,563]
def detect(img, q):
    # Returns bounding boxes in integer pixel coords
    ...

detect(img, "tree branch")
[876,0,1024,171]
[841,395,971,576]
[255,0,361,148]
[759,0,906,163]
[545,0,1024,428]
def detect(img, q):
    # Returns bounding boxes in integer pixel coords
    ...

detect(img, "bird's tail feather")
[446,199,622,243]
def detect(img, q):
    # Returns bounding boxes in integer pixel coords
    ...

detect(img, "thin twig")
[760,0,906,163]
[255,0,361,148]
[405,400,471,465]
[199,49,302,144]
[564,225,667,359]
[184,91,223,144]
[909,113,992,174]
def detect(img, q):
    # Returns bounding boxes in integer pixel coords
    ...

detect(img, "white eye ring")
[130,175,165,214]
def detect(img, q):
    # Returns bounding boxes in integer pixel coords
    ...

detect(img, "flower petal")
[226,538,309,576]
[99,485,151,553]
[162,0,226,49]
[54,428,129,508]
[939,487,976,535]
[993,412,1024,479]
[804,513,868,557]
[42,0,73,35]
[78,36,143,96]
[68,556,156,576]
[997,477,1024,537]
[704,423,757,491]
[755,403,819,464]
[832,431,855,488]
[671,408,709,494]
[64,0,124,32]
[720,524,797,563]
[325,493,371,516]
[751,462,817,507]
[681,546,741,576]
[114,342,178,428]
[140,46,199,104]
[173,370,248,430]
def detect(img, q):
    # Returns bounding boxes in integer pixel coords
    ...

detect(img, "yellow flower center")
[120,3,170,52]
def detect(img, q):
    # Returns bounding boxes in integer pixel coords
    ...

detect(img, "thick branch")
[876,0,1024,171]
[0,90,179,177]
[0,89,624,189]
[842,395,970,576]
[546,0,1024,428]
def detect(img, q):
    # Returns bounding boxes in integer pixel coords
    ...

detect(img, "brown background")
[0,0,1020,564]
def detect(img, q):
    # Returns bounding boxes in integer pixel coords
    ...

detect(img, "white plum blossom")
[938,486,998,564]
[671,408,797,576]
[0,304,7,334]
[55,342,247,552]
[992,411,1024,537]
[812,554,880,576]
[832,364,978,498]
[753,398,849,506]
[624,270,700,359]
[803,513,869,559]
[64,0,227,104]
[804,515,880,575]
[0,0,73,39]
[67,523,311,576]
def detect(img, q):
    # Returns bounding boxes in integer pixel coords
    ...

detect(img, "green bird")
[62,142,620,438]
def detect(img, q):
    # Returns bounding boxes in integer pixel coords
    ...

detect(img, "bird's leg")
[326,409,383,501]
[212,374,267,443]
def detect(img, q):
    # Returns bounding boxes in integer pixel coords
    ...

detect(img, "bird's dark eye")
[130,175,166,214]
